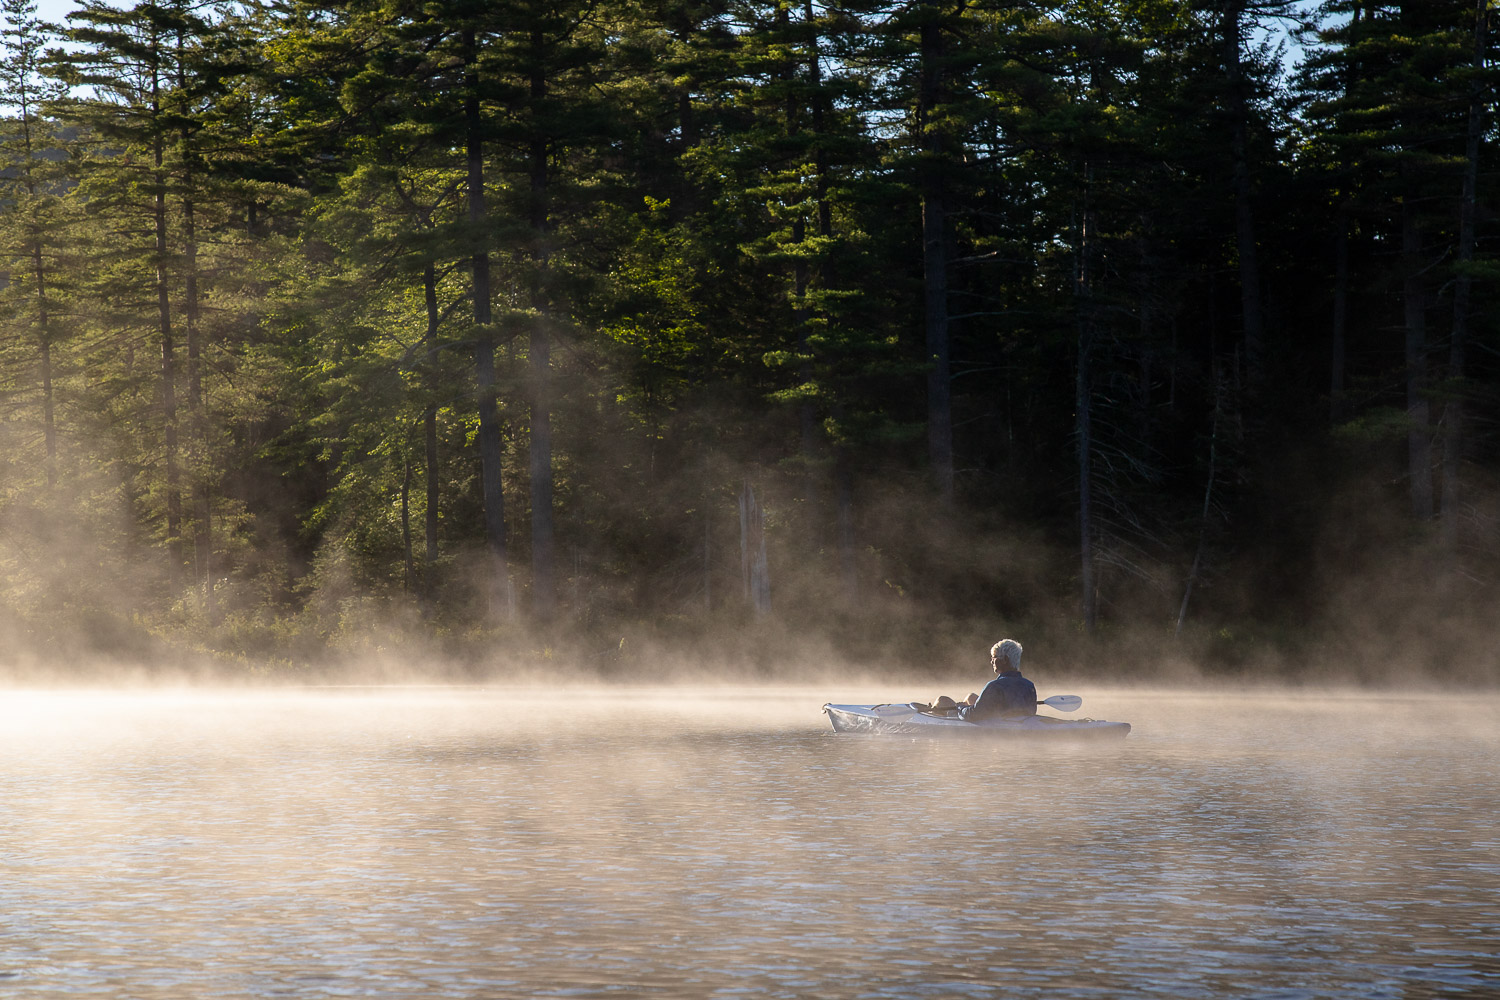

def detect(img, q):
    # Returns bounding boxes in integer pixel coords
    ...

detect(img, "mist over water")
[1,685,1496,998]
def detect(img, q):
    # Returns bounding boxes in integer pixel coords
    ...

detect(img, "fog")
[4,457,1499,692]
[2,684,1496,997]
[3,349,1498,693]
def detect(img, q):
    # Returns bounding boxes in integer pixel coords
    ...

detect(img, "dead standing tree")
[739,481,771,616]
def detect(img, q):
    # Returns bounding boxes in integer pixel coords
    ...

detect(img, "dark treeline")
[0,0,1496,681]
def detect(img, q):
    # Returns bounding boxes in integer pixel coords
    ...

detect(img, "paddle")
[908,694,1082,714]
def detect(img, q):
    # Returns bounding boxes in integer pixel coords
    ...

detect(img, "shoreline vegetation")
[1,1,1496,687]
[3,589,1495,688]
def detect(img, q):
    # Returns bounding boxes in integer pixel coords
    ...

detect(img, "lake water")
[1,685,1496,998]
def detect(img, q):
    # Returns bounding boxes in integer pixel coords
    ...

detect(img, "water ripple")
[0,688,1495,997]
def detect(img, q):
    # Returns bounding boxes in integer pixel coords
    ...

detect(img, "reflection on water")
[1,686,1496,998]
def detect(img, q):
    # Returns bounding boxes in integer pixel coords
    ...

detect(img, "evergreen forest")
[0,0,1496,682]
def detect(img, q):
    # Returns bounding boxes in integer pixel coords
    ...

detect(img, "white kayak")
[822,702,1131,739]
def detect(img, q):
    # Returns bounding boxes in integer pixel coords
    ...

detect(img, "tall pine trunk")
[810,2,844,577]
[1441,0,1488,550]
[183,191,212,604]
[527,30,555,622]
[1077,322,1095,632]
[165,18,212,606]
[1075,185,1096,632]
[1177,373,1223,635]
[835,454,857,602]
[1403,192,1433,520]
[401,456,415,593]
[1330,217,1349,423]
[151,56,182,587]
[1222,0,1265,383]
[28,227,55,487]
[792,1,832,549]
[1329,3,1362,426]
[788,19,816,477]
[465,28,512,618]
[36,266,54,485]
[11,17,56,485]
[738,482,771,616]
[423,262,441,583]
[919,3,952,503]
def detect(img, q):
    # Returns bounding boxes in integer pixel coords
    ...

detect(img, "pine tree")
[0,0,71,488]
[1299,1,1500,525]
[49,0,275,600]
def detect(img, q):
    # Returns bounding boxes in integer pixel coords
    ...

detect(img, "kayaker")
[961,639,1037,721]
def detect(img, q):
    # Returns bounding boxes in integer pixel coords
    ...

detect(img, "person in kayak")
[960,639,1037,721]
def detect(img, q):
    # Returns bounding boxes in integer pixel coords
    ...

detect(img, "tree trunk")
[836,453,857,602]
[16,58,56,486]
[1441,0,1488,550]
[738,482,771,616]
[1177,374,1222,635]
[423,262,440,587]
[402,455,415,593]
[31,242,55,487]
[528,31,555,622]
[807,0,831,243]
[795,0,821,434]
[919,2,953,503]
[1330,218,1349,423]
[529,309,555,620]
[663,8,701,221]
[1330,2,1362,426]
[152,58,182,587]
[1076,186,1096,632]
[1077,321,1096,632]
[1403,193,1433,521]
[1222,0,1265,384]
[184,208,200,413]
[793,190,816,463]
[790,1,825,537]
[169,25,210,597]
[184,191,212,602]
[465,28,512,618]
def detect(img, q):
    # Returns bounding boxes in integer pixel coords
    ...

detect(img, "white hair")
[990,639,1023,670]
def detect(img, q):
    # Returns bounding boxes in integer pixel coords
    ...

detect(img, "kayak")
[822,702,1131,739]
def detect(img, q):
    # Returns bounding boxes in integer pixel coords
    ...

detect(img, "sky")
[21,0,1319,77]
[23,0,1319,57]
[33,0,82,24]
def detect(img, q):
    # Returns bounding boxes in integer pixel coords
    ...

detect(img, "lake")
[1,684,1496,998]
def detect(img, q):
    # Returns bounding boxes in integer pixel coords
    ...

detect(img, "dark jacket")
[964,669,1037,722]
